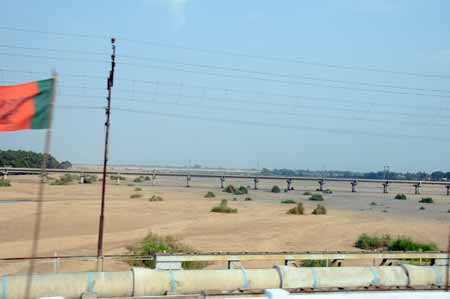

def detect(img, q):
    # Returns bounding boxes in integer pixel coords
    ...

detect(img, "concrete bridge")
[2,167,450,195]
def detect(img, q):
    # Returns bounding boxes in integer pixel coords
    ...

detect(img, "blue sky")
[1,0,450,172]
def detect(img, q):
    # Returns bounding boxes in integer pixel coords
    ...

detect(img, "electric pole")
[97,38,116,270]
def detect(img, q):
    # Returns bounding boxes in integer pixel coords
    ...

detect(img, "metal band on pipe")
[310,268,318,288]
[399,264,411,287]
[370,266,380,286]
[240,267,249,289]
[432,266,441,287]
[272,265,283,288]
[1,276,7,299]
[169,271,176,293]
[87,272,93,292]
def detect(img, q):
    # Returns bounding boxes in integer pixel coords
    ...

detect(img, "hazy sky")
[1,0,450,172]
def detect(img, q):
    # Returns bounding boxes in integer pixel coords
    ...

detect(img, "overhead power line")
[119,39,450,80]
[1,25,449,79]
[2,44,448,94]
[118,61,450,99]
[119,55,450,94]
[50,104,447,142]
[107,90,448,119]
[56,92,450,128]
[112,107,447,142]
[0,52,107,64]
[2,68,448,113]
[108,95,450,128]
[0,45,107,56]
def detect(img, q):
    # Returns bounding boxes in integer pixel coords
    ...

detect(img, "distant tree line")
[0,149,72,169]
[260,168,450,182]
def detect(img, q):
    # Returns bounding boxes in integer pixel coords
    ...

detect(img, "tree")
[430,171,445,181]
[0,149,70,169]
[416,171,429,181]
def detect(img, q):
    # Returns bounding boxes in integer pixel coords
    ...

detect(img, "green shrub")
[83,175,97,184]
[0,179,11,187]
[309,194,324,201]
[370,202,377,206]
[127,232,207,269]
[149,195,163,202]
[211,199,238,213]
[419,197,433,204]
[134,177,144,183]
[312,204,327,215]
[323,189,333,194]
[382,209,388,213]
[281,199,297,204]
[419,206,426,210]
[271,185,281,193]
[204,191,216,198]
[355,234,437,251]
[223,185,236,194]
[287,203,304,215]
[394,193,407,200]
[244,197,252,201]
[50,174,77,185]
[135,187,143,192]
[110,175,126,181]
[388,237,437,251]
[130,193,143,199]
[303,191,312,196]
[355,233,391,250]
[234,186,248,195]
[301,260,328,267]
[144,176,151,181]
[232,197,237,201]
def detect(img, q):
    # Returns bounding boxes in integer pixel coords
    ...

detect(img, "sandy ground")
[0,174,448,274]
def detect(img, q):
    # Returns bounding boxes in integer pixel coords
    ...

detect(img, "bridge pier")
[116,173,121,185]
[413,182,421,195]
[151,171,156,186]
[220,176,225,189]
[254,177,259,190]
[382,181,389,194]
[286,178,292,191]
[186,175,191,188]
[79,173,85,184]
[446,185,450,196]
[318,179,325,192]
[351,180,358,192]
[2,171,7,181]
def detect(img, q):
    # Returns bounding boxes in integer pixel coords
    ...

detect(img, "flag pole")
[25,70,57,298]
[96,38,116,271]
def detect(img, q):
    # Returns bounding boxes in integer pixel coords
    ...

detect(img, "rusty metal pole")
[97,38,116,271]
[24,71,57,299]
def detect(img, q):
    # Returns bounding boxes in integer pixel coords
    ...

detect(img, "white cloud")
[142,0,191,29]
[166,0,190,28]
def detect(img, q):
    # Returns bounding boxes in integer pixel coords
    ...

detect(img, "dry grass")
[149,195,163,202]
[211,199,238,213]
[312,204,327,215]
[287,203,304,215]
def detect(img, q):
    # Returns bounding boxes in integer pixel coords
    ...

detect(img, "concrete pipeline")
[0,265,447,299]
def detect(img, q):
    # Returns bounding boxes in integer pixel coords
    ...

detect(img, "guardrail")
[153,251,448,269]
[1,252,447,272]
